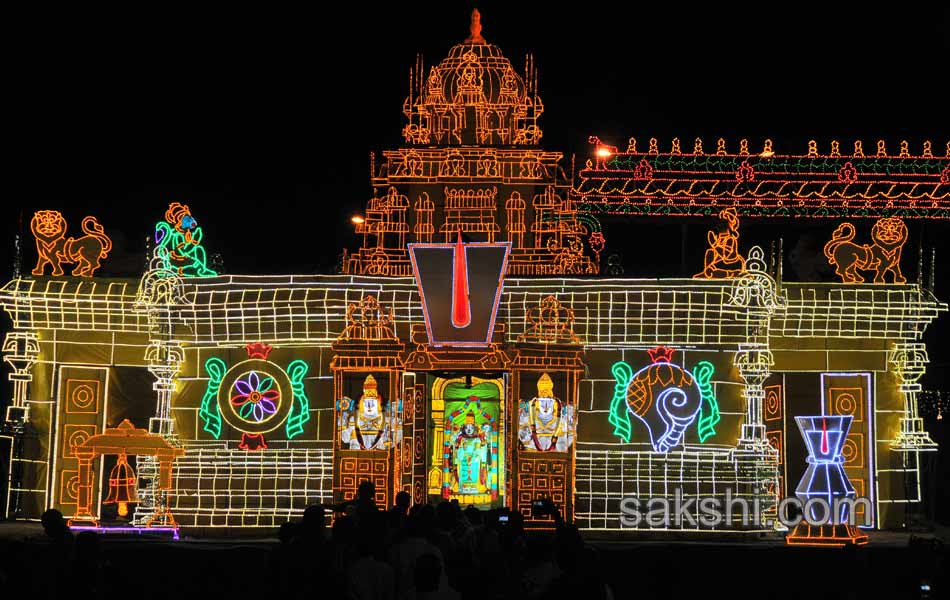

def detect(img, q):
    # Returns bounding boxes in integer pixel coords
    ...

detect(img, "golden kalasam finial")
[537,373,554,396]
[466,9,486,43]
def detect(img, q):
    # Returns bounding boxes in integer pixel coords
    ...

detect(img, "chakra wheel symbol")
[230,371,281,424]
[217,358,294,435]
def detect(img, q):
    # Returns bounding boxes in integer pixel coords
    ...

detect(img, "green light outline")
[692,360,720,443]
[285,359,311,439]
[200,357,226,439]
[609,361,634,443]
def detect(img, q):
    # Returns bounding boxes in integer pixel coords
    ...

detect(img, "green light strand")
[692,360,720,443]
[199,357,226,439]
[609,361,634,443]
[285,359,311,439]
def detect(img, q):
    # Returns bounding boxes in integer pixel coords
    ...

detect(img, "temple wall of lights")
[1,11,947,539]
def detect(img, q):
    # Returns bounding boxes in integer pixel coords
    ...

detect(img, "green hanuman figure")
[155,202,217,277]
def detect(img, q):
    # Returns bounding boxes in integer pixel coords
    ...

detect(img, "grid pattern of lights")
[2,276,943,346]
[574,445,775,531]
[135,444,333,528]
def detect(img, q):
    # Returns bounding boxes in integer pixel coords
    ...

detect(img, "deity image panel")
[337,374,402,451]
[429,378,505,507]
[518,372,575,452]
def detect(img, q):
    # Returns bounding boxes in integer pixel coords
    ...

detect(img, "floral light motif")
[231,371,280,423]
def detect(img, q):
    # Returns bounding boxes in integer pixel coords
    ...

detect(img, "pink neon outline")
[408,241,510,347]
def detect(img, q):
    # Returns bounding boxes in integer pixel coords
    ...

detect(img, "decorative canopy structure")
[67,420,185,528]
[576,138,950,219]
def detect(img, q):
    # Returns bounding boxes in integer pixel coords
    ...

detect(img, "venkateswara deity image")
[338,374,400,450]
[518,373,575,452]
[442,397,498,500]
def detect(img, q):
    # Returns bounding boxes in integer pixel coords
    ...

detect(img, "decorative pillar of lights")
[2,331,40,518]
[724,246,783,525]
[133,341,185,527]
[735,344,774,449]
[145,341,184,437]
[725,246,785,452]
[733,342,780,527]
[2,331,40,427]
[888,343,937,451]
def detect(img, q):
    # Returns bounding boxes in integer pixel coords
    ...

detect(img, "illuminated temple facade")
[1,13,948,536]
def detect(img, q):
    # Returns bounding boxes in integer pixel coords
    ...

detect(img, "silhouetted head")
[394,491,411,511]
[332,515,356,544]
[463,505,482,526]
[41,509,69,540]
[357,480,376,505]
[409,504,436,537]
[435,500,456,529]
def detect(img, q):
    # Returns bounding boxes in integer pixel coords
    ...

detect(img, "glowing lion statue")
[31,210,112,277]
[823,217,908,283]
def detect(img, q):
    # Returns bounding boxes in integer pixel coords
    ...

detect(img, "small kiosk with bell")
[67,419,185,536]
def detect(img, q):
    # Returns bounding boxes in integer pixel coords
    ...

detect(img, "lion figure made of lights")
[823,217,907,283]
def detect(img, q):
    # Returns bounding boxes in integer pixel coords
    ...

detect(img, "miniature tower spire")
[465,9,486,44]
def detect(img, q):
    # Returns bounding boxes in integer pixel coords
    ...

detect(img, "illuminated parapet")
[576,137,950,219]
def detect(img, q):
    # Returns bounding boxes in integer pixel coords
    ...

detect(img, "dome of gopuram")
[422,41,527,108]
[402,9,543,146]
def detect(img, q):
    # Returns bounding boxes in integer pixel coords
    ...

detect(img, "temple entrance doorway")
[425,373,506,509]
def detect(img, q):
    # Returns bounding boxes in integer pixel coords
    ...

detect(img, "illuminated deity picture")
[432,380,502,505]
[518,372,575,452]
[337,374,402,450]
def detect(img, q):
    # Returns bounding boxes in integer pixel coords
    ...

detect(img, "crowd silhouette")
[1,487,945,599]
[272,481,613,600]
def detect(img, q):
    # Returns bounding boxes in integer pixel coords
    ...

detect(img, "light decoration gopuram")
[343,10,601,278]
[0,11,946,541]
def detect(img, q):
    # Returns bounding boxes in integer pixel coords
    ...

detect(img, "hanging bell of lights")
[104,453,139,517]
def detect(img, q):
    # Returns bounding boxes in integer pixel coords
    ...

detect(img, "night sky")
[5,3,950,381]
